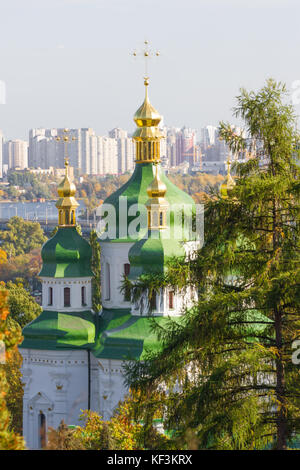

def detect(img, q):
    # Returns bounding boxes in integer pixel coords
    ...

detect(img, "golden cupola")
[220,155,235,199]
[56,159,79,226]
[146,164,169,229]
[132,77,163,163]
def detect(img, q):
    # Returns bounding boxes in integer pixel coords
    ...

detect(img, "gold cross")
[132,40,160,80]
[55,128,77,166]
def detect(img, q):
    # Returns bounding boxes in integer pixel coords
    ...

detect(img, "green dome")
[39,227,93,278]
[21,310,96,350]
[128,230,185,280]
[102,163,196,243]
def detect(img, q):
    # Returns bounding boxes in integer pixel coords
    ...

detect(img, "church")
[19,76,200,449]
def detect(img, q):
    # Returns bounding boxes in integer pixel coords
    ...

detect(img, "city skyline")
[0,0,300,140]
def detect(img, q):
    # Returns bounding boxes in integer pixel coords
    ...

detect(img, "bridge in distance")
[0,218,97,235]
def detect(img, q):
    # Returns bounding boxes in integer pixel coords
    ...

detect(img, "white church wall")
[40,277,92,312]
[100,242,134,309]
[21,348,90,449]
[95,358,128,420]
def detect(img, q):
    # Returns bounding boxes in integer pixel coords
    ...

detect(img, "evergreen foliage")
[89,230,101,312]
[124,80,300,450]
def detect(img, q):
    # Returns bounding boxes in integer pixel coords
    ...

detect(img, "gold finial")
[55,129,79,227]
[132,41,163,164]
[220,153,235,199]
[146,163,169,230]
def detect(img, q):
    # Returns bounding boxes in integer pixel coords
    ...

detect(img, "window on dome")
[124,264,130,301]
[105,263,111,300]
[64,287,71,307]
[66,210,69,224]
[39,411,46,449]
[159,212,163,226]
[48,287,53,306]
[168,291,174,310]
[81,286,86,306]
[150,293,156,311]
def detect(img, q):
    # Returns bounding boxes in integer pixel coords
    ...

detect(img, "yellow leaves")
[268,346,280,358]
[0,309,9,321]
[0,250,7,265]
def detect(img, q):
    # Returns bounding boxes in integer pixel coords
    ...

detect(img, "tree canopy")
[0,216,47,258]
[124,80,300,450]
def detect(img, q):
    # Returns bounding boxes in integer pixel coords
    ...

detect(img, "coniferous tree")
[125,80,300,450]
[89,230,101,312]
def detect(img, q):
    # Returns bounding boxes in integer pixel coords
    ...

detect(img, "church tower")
[19,74,199,449]
[20,159,95,449]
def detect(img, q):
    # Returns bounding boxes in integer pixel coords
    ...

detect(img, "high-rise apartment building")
[108,128,135,174]
[97,136,118,175]
[3,139,28,170]
[175,127,196,167]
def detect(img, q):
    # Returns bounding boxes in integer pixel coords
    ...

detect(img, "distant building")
[176,127,197,167]
[109,128,135,174]
[28,127,134,176]
[3,139,28,170]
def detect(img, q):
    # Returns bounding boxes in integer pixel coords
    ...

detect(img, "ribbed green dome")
[128,230,185,280]
[102,163,196,243]
[39,227,93,278]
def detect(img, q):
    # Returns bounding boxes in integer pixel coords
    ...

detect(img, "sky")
[0,0,300,140]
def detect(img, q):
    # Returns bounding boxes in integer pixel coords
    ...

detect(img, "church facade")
[19,77,198,449]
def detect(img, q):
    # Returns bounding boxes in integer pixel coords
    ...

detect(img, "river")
[0,200,87,221]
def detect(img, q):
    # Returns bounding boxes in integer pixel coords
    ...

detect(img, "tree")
[124,80,300,450]
[89,230,101,312]
[0,289,25,449]
[0,249,42,285]
[0,250,7,265]
[3,331,24,436]
[46,393,173,450]
[3,281,42,328]
[0,216,47,257]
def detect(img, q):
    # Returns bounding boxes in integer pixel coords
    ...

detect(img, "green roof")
[92,308,181,360]
[102,162,195,243]
[128,230,185,280]
[39,226,93,278]
[21,309,96,350]
[21,307,181,359]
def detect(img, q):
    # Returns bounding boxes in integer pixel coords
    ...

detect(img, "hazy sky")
[0,0,299,140]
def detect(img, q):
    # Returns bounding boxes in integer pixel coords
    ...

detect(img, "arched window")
[168,291,174,310]
[81,286,86,306]
[64,287,71,307]
[159,212,163,226]
[48,287,53,306]
[150,293,156,311]
[39,411,46,449]
[65,210,69,225]
[105,263,111,301]
[124,264,130,301]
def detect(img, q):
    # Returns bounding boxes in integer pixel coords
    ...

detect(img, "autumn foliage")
[0,290,25,450]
